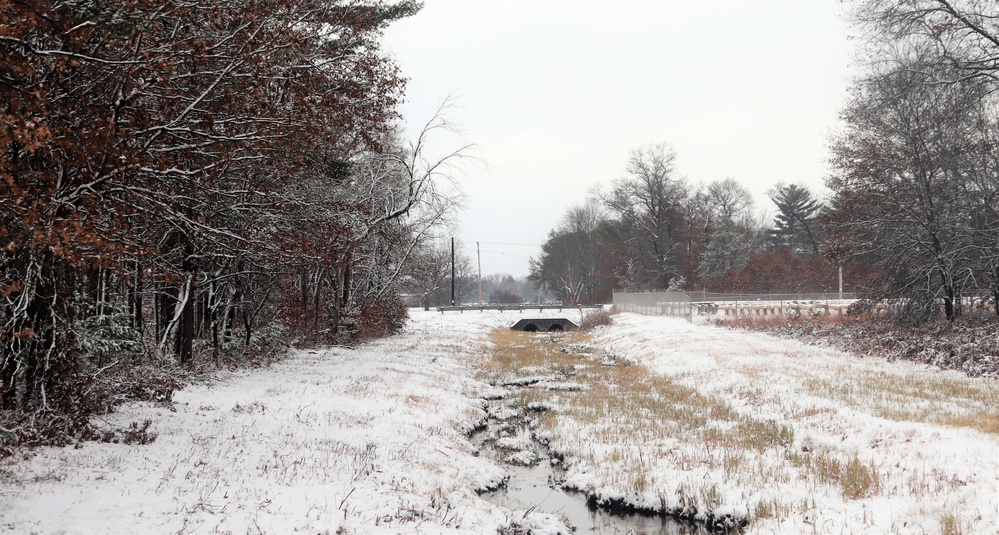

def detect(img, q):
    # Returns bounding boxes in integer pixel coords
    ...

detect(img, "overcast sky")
[381,0,856,277]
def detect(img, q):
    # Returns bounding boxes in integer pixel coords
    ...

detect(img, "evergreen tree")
[768,183,822,255]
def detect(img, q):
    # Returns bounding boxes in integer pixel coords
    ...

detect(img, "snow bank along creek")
[472,331,739,534]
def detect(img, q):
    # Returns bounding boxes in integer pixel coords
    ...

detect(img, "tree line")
[1,0,468,439]
[532,0,999,324]
[529,144,837,305]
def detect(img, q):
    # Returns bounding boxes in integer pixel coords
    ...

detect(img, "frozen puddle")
[480,448,705,534]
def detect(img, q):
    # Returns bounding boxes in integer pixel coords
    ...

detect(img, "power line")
[476,241,541,247]
[479,251,535,258]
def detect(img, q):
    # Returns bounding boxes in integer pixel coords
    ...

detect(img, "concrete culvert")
[511,318,578,332]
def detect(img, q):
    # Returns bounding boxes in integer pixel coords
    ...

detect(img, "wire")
[479,251,535,258]
[476,241,541,247]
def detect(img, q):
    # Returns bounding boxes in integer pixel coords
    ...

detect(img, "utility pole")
[450,237,455,306]
[838,265,843,300]
[538,270,544,305]
[477,242,483,306]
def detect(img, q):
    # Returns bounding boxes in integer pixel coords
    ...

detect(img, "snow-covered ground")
[558,313,999,534]
[1,309,996,534]
[0,309,576,534]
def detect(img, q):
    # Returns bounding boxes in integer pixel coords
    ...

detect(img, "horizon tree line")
[529,143,839,306]
[531,1,999,325]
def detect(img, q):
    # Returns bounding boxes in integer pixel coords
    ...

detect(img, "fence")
[694,292,858,317]
[612,291,693,321]
[694,291,857,302]
[436,304,604,313]
[614,291,995,319]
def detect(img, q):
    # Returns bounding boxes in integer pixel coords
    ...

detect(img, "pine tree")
[768,184,822,255]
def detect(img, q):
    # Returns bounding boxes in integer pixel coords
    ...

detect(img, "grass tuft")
[841,455,881,499]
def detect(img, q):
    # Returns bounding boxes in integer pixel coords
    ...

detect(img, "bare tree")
[707,178,754,223]
[601,144,690,289]
[531,201,607,304]
[828,56,985,321]
[852,0,999,86]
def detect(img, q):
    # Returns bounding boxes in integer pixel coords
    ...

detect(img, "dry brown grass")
[480,325,996,527]
[480,328,805,523]
[803,366,999,436]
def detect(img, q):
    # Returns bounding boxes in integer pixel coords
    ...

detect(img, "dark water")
[480,447,705,535]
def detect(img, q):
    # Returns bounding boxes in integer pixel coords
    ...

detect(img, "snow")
[581,312,999,534]
[1,308,996,534]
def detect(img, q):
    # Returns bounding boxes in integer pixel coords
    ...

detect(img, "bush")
[724,313,999,378]
[248,322,291,358]
[351,293,409,342]
[89,419,158,445]
[580,308,616,331]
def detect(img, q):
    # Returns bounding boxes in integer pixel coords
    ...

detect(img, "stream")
[479,443,705,534]
[473,404,709,534]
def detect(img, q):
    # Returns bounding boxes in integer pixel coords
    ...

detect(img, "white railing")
[612,291,693,321]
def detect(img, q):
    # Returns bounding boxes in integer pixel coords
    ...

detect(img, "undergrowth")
[721,313,999,378]
[0,321,295,457]
[578,308,617,331]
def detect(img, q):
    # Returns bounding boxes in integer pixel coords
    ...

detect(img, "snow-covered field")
[1,309,996,534]
[546,314,999,534]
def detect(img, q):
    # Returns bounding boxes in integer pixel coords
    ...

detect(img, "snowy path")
[1,309,996,534]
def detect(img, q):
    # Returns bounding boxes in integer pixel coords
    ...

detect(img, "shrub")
[349,293,409,342]
[579,309,615,331]
[249,322,291,359]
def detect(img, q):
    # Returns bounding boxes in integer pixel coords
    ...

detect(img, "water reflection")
[482,456,706,535]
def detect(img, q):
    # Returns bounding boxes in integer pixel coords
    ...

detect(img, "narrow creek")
[473,399,710,535]
[478,439,704,534]
[473,330,737,534]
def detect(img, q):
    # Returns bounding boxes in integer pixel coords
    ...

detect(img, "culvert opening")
[510,318,578,332]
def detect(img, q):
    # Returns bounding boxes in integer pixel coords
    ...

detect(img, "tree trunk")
[342,263,351,305]
[301,268,310,313]
[243,313,253,346]
[992,267,999,317]
[6,251,64,411]
[210,282,221,364]
[943,285,955,322]
[180,290,194,363]
[158,275,190,360]
[158,284,178,348]
[313,269,322,329]
[331,268,343,336]
[179,246,196,364]
[131,262,143,333]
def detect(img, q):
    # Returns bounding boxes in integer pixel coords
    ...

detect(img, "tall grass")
[480,326,995,529]
[481,330,799,523]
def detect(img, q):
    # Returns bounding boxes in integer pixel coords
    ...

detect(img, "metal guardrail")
[437,304,604,313]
